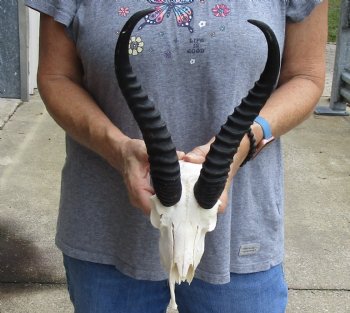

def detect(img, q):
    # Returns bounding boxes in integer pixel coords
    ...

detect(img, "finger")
[218,201,226,213]
[183,152,205,164]
[177,150,185,160]
[139,193,154,215]
[183,145,209,163]
[218,189,229,213]
[131,189,154,215]
[134,142,149,163]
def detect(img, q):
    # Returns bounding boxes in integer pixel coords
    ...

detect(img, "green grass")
[328,0,341,42]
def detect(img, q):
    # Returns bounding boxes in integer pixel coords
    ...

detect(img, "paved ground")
[0,44,349,312]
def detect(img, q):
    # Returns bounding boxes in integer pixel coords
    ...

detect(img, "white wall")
[28,9,39,95]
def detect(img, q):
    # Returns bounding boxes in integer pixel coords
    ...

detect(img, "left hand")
[183,131,253,213]
[183,140,230,213]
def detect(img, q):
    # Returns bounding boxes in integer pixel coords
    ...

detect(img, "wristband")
[252,115,275,159]
[254,116,273,140]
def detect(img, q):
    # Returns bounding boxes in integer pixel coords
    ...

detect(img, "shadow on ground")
[0,221,64,284]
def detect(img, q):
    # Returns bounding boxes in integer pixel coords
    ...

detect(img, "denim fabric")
[63,255,288,313]
[63,255,170,313]
[175,264,288,313]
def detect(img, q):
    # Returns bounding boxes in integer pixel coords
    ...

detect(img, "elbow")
[302,72,326,115]
[280,70,325,93]
[279,68,326,101]
[279,59,326,94]
[277,66,326,120]
[304,71,326,99]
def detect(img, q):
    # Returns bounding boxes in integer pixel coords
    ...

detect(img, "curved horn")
[194,20,281,209]
[115,9,182,207]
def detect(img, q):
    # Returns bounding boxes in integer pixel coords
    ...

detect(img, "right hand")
[117,139,155,215]
[114,139,185,215]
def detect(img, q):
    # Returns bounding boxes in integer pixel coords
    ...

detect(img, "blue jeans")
[63,254,288,313]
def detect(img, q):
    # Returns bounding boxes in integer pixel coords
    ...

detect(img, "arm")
[185,1,328,211]
[38,14,155,214]
[259,0,328,138]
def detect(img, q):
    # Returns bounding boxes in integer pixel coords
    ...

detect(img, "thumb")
[183,146,208,164]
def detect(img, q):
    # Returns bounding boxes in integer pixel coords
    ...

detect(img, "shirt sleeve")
[25,0,77,27]
[286,0,323,23]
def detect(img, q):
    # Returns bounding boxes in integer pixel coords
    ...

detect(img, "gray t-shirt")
[26,0,322,284]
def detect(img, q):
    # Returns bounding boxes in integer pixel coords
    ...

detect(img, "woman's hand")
[183,140,231,213]
[183,133,252,213]
[115,138,185,215]
[116,139,155,215]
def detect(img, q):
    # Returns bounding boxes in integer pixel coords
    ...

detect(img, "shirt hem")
[195,254,284,285]
[56,237,284,285]
[55,237,169,281]
[230,255,285,275]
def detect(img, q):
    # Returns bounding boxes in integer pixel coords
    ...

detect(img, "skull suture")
[150,161,220,309]
[115,9,280,312]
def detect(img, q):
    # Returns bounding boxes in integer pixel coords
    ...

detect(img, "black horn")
[115,9,182,207]
[194,20,281,209]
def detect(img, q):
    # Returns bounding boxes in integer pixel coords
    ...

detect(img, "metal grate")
[315,0,350,116]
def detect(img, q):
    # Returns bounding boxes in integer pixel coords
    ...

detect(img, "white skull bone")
[150,160,220,309]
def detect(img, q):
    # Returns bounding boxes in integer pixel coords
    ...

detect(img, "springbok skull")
[115,9,280,309]
[150,161,220,309]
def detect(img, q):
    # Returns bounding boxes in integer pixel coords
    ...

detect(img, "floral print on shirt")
[115,0,233,60]
[138,0,195,33]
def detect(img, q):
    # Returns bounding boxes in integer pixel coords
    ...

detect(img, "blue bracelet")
[254,116,273,139]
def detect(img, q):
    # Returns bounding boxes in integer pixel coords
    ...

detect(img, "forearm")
[38,74,129,170]
[259,75,324,139]
[259,0,327,140]
[229,73,325,182]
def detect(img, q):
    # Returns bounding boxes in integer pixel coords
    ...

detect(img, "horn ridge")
[115,9,182,207]
[194,20,281,209]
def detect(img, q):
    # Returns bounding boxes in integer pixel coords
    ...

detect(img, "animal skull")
[150,161,220,309]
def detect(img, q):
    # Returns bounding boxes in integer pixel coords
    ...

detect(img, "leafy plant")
[328,0,341,42]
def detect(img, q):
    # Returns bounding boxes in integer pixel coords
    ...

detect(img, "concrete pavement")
[0,99,21,130]
[0,44,349,312]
